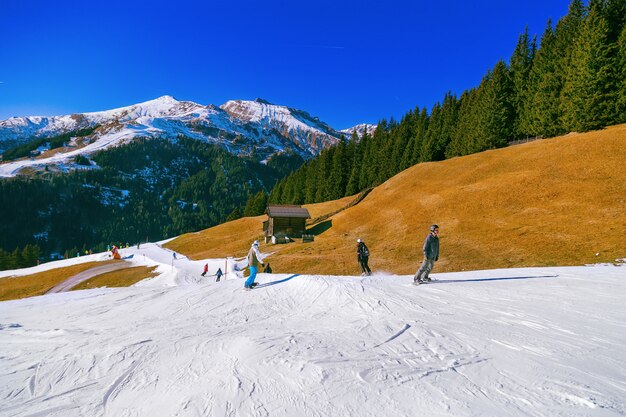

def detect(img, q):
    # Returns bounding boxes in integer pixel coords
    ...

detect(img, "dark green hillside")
[0,136,302,270]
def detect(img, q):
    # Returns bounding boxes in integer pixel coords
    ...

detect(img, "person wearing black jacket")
[357,238,372,276]
[414,224,440,284]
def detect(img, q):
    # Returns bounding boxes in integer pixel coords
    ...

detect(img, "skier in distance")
[357,238,372,276]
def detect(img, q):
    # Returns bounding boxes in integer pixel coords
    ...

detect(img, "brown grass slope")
[0,261,118,302]
[167,125,626,275]
[71,265,159,291]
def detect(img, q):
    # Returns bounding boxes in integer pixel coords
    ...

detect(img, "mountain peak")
[144,95,180,105]
[254,98,273,105]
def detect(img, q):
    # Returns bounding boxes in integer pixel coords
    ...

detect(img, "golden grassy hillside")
[165,194,357,260]
[0,260,118,301]
[72,265,159,291]
[167,125,626,275]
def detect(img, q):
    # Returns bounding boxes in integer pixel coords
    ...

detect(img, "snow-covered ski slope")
[1,260,625,416]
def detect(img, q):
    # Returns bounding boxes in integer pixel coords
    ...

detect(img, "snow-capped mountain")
[0,96,352,177]
[220,99,342,154]
[340,123,377,138]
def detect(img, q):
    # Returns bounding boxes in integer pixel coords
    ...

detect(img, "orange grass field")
[0,260,118,302]
[166,124,626,275]
[71,265,159,291]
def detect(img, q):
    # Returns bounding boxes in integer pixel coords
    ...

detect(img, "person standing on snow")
[201,263,208,277]
[414,224,440,284]
[245,240,264,289]
[357,238,372,276]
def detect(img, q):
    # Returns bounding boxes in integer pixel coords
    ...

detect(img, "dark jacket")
[423,233,439,261]
[357,242,370,260]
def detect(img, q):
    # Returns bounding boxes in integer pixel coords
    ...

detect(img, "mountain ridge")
[0,96,375,177]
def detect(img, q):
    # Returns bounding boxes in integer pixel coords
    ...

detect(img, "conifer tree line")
[266,0,626,207]
[0,245,41,270]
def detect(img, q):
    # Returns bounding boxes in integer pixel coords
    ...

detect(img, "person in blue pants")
[245,240,264,289]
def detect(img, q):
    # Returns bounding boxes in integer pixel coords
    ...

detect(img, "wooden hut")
[264,205,311,243]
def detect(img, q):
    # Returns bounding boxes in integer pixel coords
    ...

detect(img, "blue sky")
[1,0,570,129]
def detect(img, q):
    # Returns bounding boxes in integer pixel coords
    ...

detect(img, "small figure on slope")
[244,240,264,289]
[215,268,223,282]
[201,263,208,277]
[413,224,440,285]
[357,238,372,276]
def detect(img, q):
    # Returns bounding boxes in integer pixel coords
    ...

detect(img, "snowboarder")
[357,238,372,276]
[413,224,440,284]
[215,268,223,282]
[201,263,208,277]
[244,240,264,289]
[263,263,273,273]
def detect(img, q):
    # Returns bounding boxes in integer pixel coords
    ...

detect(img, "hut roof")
[267,205,311,219]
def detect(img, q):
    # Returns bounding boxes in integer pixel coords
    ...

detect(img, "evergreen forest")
[0,137,302,270]
[267,0,626,205]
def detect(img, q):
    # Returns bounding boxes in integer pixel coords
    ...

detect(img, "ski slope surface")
[0,256,625,416]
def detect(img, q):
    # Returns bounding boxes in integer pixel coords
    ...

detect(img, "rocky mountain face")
[0,96,373,177]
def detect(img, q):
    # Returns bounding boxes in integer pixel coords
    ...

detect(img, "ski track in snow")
[0,247,625,416]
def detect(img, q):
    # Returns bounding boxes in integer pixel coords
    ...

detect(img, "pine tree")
[390,110,414,170]
[400,107,426,169]
[422,92,458,161]
[561,1,617,131]
[421,103,441,162]
[375,128,395,183]
[226,208,242,221]
[509,27,536,139]
[617,25,626,122]
[447,89,479,157]
[315,149,332,202]
[358,130,373,190]
[345,132,362,195]
[603,0,626,43]
[303,160,317,203]
[521,19,564,137]
[22,244,41,267]
[328,137,349,199]
[482,60,515,146]
[243,191,268,216]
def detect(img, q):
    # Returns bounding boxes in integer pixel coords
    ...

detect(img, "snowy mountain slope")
[0,96,348,177]
[340,123,377,138]
[221,98,343,153]
[1,244,624,417]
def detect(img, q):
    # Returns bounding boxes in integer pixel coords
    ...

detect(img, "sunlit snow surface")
[0,245,625,416]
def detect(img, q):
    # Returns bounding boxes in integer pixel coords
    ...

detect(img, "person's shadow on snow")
[255,274,300,289]
[431,274,557,284]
